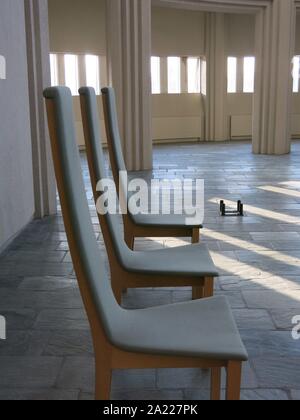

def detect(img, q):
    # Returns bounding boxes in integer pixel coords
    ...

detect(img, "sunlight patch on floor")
[205,228,300,269]
[258,185,300,198]
[210,251,300,300]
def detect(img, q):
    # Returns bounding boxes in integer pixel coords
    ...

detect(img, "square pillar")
[204,13,227,142]
[106,0,153,171]
[253,0,296,155]
[24,0,57,217]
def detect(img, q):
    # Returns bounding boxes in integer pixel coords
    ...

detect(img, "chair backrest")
[101,87,127,190]
[79,87,132,269]
[43,86,124,343]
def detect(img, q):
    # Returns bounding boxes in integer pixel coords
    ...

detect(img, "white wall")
[0,0,35,249]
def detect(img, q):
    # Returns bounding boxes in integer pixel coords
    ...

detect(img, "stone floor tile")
[233,309,275,330]
[241,331,300,358]
[252,357,300,388]
[34,309,89,330]
[240,389,289,400]
[0,357,63,388]
[56,357,94,392]
[242,290,300,309]
[157,368,210,390]
[1,143,300,400]
[18,276,78,291]
[111,389,184,401]
[1,310,37,330]
[0,388,79,401]
[0,331,50,356]
[270,309,300,330]
[112,370,157,390]
[43,329,93,356]
[291,390,300,400]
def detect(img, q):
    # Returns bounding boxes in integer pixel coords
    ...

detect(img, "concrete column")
[204,13,227,141]
[253,0,296,155]
[24,0,57,217]
[105,0,152,171]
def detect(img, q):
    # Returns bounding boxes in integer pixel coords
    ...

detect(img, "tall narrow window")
[293,56,300,93]
[187,57,201,93]
[64,54,79,95]
[168,57,181,94]
[243,57,255,93]
[50,54,58,86]
[227,57,237,93]
[85,55,100,94]
[151,57,161,94]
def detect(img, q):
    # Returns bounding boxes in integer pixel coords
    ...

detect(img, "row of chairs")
[43,86,248,400]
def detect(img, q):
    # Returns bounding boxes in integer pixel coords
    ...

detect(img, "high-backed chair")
[101,87,203,249]
[79,87,217,301]
[44,86,248,401]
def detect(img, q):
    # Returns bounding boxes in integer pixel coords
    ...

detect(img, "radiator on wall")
[230,115,252,139]
[230,115,300,139]
[152,117,201,141]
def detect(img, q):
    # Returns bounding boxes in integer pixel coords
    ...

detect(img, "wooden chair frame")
[93,311,242,401]
[45,93,243,401]
[101,90,201,250]
[80,95,214,302]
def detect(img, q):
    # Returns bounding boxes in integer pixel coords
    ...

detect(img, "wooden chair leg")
[125,230,135,250]
[112,285,122,305]
[192,286,204,300]
[226,361,242,401]
[192,228,200,244]
[211,367,222,400]
[202,277,214,298]
[95,356,112,400]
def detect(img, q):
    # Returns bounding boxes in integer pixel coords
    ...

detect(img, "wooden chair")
[101,86,203,249]
[44,86,248,401]
[79,87,217,302]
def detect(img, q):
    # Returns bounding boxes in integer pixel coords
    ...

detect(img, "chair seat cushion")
[110,296,248,361]
[131,213,203,229]
[122,243,219,277]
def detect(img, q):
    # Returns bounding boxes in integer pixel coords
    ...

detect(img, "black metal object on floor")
[220,200,244,217]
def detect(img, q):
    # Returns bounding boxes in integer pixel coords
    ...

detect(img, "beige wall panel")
[48,0,107,54]
[152,7,205,56]
[296,13,300,54]
[225,13,255,56]
[152,94,202,118]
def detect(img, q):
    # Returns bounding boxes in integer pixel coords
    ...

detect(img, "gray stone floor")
[1,141,300,400]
